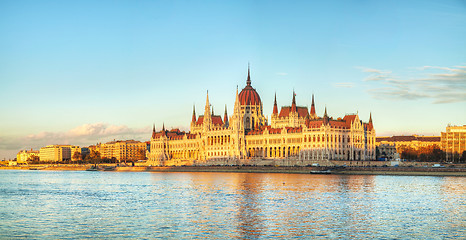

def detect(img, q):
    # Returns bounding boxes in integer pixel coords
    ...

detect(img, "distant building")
[441,125,466,159]
[16,149,39,163]
[99,140,146,162]
[376,144,398,160]
[39,145,80,162]
[81,147,90,156]
[376,135,441,152]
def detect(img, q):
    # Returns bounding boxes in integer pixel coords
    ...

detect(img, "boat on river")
[310,169,332,174]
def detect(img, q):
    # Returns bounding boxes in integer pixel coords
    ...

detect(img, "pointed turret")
[152,123,156,139]
[368,112,374,130]
[224,105,228,124]
[231,86,242,131]
[273,92,278,115]
[323,106,329,125]
[204,90,212,130]
[246,63,251,86]
[233,86,240,115]
[192,105,196,123]
[161,122,166,135]
[211,106,214,116]
[310,94,316,117]
[291,90,297,113]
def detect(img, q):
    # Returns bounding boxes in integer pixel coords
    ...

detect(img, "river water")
[0,170,464,239]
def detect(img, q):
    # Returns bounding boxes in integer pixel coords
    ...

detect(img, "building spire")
[291,90,297,113]
[152,123,156,139]
[369,112,373,123]
[205,90,211,118]
[204,90,212,129]
[247,63,251,86]
[310,94,316,117]
[323,106,329,125]
[273,92,278,115]
[192,104,196,123]
[224,104,228,124]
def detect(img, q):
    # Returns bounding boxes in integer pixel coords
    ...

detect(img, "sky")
[1,0,465,159]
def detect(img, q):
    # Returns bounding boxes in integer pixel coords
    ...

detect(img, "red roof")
[343,115,357,123]
[286,127,302,133]
[195,115,224,126]
[239,85,261,105]
[308,120,324,128]
[328,120,349,129]
[196,116,204,125]
[212,116,224,126]
[278,106,309,118]
[266,126,282,134]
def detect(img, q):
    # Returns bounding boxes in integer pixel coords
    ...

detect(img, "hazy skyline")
[1,1,465,159]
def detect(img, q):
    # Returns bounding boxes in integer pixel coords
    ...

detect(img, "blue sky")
[1,0,465,159]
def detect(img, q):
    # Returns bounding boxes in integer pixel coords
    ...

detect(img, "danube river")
[0,171,464,239]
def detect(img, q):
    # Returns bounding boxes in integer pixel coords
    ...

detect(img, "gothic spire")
[234,86,240,114]
[273,92,278,115]
[310,94,316,117]
[224,104,228,124]
[192,105,196,123]
[205,90,211,118]
[369,112,373,123]
[291,90,297,113]
[246,63,251,86]
[152,123,156,139]
[323,106,329,125]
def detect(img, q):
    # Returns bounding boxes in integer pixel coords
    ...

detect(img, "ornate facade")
[148,68,376,166]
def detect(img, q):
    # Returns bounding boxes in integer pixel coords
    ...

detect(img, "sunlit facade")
[99,140,147,162]
[376,135,441,152]
[16,149,39,163]
[441,125,466,158]
[148,68,376,166]
[39,145,79,162]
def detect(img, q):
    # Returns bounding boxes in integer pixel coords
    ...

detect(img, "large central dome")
[239,67,261,106]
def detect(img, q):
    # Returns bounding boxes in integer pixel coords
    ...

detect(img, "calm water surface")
[0,171,464,239]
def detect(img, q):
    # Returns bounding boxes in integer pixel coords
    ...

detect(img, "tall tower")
[238,64,267,131]
[272,92,278,116]
[310,94,317,119]
[203,91,211,131]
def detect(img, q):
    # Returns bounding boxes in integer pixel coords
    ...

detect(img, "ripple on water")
[0,171,464,239]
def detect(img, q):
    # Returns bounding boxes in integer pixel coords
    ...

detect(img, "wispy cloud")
[333,82,354,88]
[0,123,151,157]
[358,65,466,103]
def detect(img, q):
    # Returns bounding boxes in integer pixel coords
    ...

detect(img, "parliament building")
[148,67,376,166]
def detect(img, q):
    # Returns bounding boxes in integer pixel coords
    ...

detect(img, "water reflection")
[0,171,464,239]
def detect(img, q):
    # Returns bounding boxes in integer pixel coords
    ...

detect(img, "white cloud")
[0,123,151,159]
[359,65,466,103]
